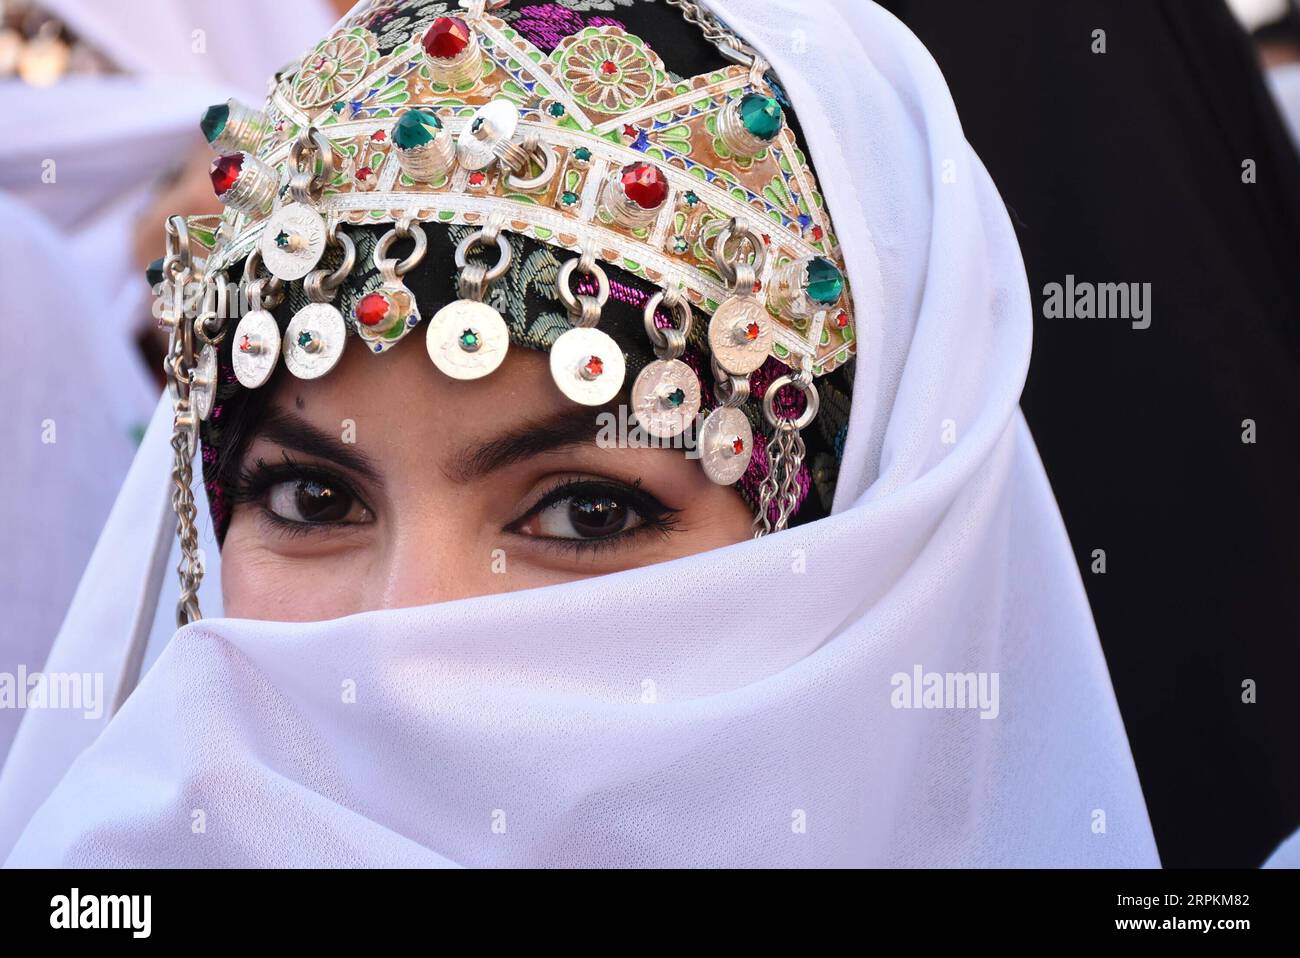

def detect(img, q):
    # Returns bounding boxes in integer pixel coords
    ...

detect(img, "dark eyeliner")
[229,453,373,531]
[507,477,682,548]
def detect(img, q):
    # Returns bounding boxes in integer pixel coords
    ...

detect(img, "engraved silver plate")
[425,299,509,379]
[231,309,281,388]
[549,326,626,406]
[192,345,219,421]
[631,358,700,439]
[707,294,772,375]
[283,303,347,380]
[259,204,327,281]
[457,99,518,171]
[699,405,754,485]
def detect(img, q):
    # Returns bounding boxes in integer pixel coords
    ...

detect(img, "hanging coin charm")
[260,203,327,281]
[699,405,754,485]
[356,219,428,355]
[260,126,340,281]
[283,221,356,380]
[231,309,282,388]
[427,224,511,379]
[191,344,219,421]
[231,249,285,389]
[631,286,700,438]
[707,218,771,376]
[550,326,625,406]
[284,304,346,380]
[552,254,625,406]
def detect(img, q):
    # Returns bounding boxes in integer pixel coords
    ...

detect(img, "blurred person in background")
[0,0,334,766]
[880,0,1300,866]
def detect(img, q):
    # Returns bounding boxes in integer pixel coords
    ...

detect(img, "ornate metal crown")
[159,0,859,622]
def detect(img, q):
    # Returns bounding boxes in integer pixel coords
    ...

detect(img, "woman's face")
[220,337,755,620]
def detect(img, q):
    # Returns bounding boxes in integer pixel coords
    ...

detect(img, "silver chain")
[665,0,759,66]
[162,215,205,625]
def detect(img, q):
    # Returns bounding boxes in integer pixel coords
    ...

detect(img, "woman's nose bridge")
[372,502,484,608]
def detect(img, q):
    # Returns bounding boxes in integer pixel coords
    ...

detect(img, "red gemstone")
[370,130,386,142]
[623,123,637,139]
[584,356,604,377]
[812,225,824,241]
[209,153,243,196]
[468,170,486,186]
[620,162,668,210]
[731,436,745,455]
[835,310,849,329]
[355,292,390,327]
[744,321,761,341]
[355,166,373,181]
[238,334,253,353]
[600,59,619,75]
[423,16,471,60]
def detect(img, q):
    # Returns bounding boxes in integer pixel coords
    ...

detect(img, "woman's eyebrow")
[249,407,382,484]
[449,406,614,483]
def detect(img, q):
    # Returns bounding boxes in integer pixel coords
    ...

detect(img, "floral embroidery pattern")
[552,26,665,114]
[292,30,378,109]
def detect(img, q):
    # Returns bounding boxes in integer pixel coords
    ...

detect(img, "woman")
[1,0,1158,867]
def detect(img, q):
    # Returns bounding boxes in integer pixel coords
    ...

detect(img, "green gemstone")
[200,102,229,144]
[275,230,290,248]
[458,328,480,351]
[573,147,592,162]
[739,93,783,141]
[672,236,689,254]
[805,256,844,305]
[665,387,686,408]
[561,191,579,206]
[549,102,566,117]
[331,101,346,114]
[297,330,314,348]
[392,109,442,150]
[684,190,699,206]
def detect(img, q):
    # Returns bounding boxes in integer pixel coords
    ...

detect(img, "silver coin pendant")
[283,303,347,380]
[426,299,509,380]
[631,358,700,438]
[699,405,754,485]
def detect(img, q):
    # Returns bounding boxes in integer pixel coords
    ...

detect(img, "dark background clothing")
[878,0,1300,866]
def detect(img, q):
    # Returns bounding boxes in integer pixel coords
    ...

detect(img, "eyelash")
[230,457,681,552]
[507,477,682,553]
[229,454,372,537]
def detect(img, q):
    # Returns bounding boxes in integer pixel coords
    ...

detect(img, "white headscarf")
[1,0,1159,867]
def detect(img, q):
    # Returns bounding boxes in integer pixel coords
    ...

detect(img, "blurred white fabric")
[1268,62,1300,148]
[1225,0,1291,32]
[2,0,1158,867]
[0,0,330,773]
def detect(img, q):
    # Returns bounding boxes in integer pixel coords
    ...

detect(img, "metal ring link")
[762,373,820,431]
[506,136,559,192]
[452,228,511,284]
[307,230,357,300]
[375,221,431,278]
[643,289,693,359]
[711,216,767,285]
[556,255,610,317]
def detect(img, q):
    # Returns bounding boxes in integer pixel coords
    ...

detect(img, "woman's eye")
[265,479,365,524]
[530,492,643,540]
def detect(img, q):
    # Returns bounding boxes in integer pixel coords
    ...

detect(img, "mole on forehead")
[295,395,305,410]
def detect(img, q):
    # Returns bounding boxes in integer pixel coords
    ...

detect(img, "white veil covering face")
[1,0,1159,867]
